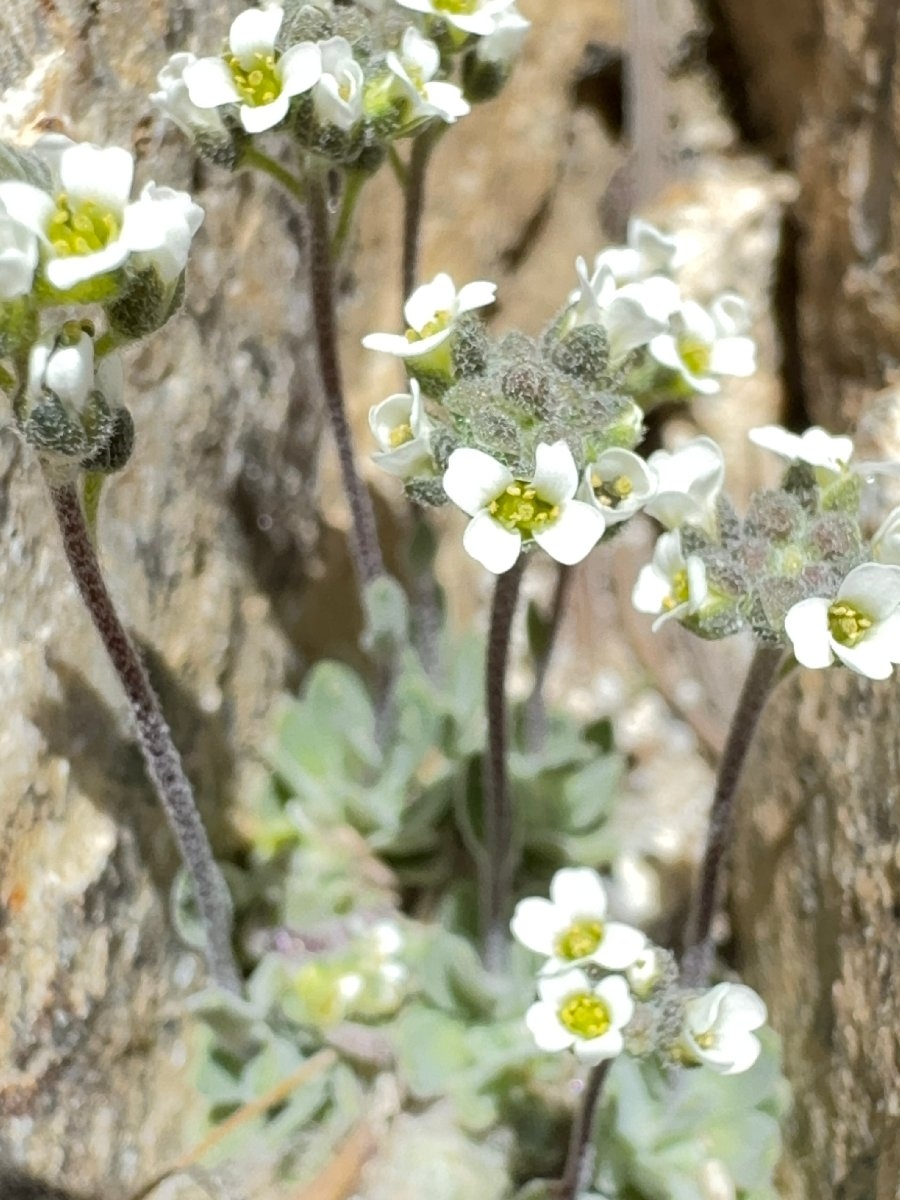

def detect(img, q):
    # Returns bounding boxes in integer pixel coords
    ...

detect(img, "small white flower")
[26,325,122,418]
[625,947,663,999]
[784,562,900,680]
[313,37,365,131]
[632,530,709,632]
[643,436,724,534]
[151,52,230,140]
[386,28,471,126]
[369,378,433,478]
[511,867,646,971]
[872,506,900,565]
[580,448,656,526]
[443,441,606,574]
[525,967,634,1064]
[395,0,518,38]
[362,272,496,360]
[474,6,531,65]
[681,982,767,1075]
[183,5,322,134]
[649,295,756,395]
[748,424,853,476]
[0,196,38,300]
[592,218,681,286]
[569,260,677,359]
[120,182,204,284]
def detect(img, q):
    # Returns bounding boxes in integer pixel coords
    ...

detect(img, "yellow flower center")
[591,471,633,509]
[434,0,479,14]
[488,482,560,535]
[559,992,612,1040]
[406,310,452,342]
[554,919,604,961]
[388,422,414,448]
[227,51,282,107]
[827,600,873,647]
[663,568,690,611]
[694,1029,716,1050]
[677,335,711,378]
[47,195,120,259]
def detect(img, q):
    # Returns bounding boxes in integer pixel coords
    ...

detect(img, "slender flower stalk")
[556,1061,610,1200]
[480,556,525,970]
[680,645,784,987]
[46,478,240,993]
[242,145,307,204]
[306,173,385,591]
[523,562,573,749]
[401,126,440,303]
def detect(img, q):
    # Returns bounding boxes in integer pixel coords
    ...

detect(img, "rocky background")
[0,0,897,1197]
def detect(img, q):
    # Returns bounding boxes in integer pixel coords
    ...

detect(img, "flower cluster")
[0,135,203,477]
[512,868,767,1074]
[153,0,530,170]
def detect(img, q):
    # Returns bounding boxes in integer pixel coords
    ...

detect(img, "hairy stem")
[306,175,385,591]
[680,644,783,987]
[524,562,574,749]
[46,478,240,993]
[401,127,438,302]
[242,145,307,204]
[556,1062,611,1200]
[480,558,525,970]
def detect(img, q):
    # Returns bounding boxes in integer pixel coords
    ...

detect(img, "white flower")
[569,260,677,359]
[748,424,853,476]
[649,294,756,395]
[592,218,681,286]
[0,141,202,293]
[511,867,646,971]
[474,7,531,65]
[525,968,634,1064]
[443,441,606,574]
[784,562,900,680]
[0,196,38,300]
[625,947,663,999]
[313,37,365,131]
[386,27,470,126]
[362,272,496,360]
[26,325,122,418]
[872,506,900,565]
[681,982,767,1075]
[580,448,656,526]
[643,436,724,534]
[395,0,518,38]
[183,5,322,134]
[632,530,709,631]
[151,52,230,139]
[368,379,432,478]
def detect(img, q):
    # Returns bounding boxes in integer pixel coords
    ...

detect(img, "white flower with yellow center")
[643,436,724,535]
[152,52,231,140]
[649,294,756,395]
[511,867,646,972]
[368,378,433,478]
[525,967,634,1063]
[592,218,681,286]
[443,441,606,574]
[26,323,123,419]
[0,140,202,294]
[0,196,38,300]
[395,0,518,38]
[680,982,767,1075]
[312,37,365,131]
[784,563,900,680]
[386,27,470,126]
[182,5,322,134]
[580,448,656,527]
[362,272,496,360]
[632,530,709,632]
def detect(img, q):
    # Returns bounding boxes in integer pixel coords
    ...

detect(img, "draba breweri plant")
[5,0,900,1196]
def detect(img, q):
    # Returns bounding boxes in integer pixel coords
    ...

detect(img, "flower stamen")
[48,195,120,259]
[488,481,560,534]
[226,51,281,107]
[558,992,612,1040]
[554,919,604,961]
[827,600,873,647]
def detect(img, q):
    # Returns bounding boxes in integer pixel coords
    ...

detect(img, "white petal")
[533,501,604,565]
[784,597,834,669]
[537,966,594,1005]
[455,280,497,315]
[573,1028,624,1063]
[748,424,802,459]
[719,1032,762,1075]
[279,42,323,97]
[371,442,431,478]
[604,296,666,359]
[59,144,133,211]
[711,292,750,336]
[510,896,566,955]
[837,562,900,620]
[402,26,440,79]
[648,332,682,372]
[549,867,608,919]
[590,923,646,970]
[184,56,242,109]
[0,181,55,241]
[525,1001,574,1052]
[46,242,128,289]
[369,392,414,450]
[319,36,354,73]
[405,273,455,329]
[229,5,282,62]
[709,335,756,377]
[422,81,471,121]
[443,447,513,515]
[715,983,767,1031]
[632,563,671,615]
[833,637,894,680]
[462,511,521,574]
[593,973,635,1027]
[531,441,578,504]
[678,299,716,343]
[240,92,290,133]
